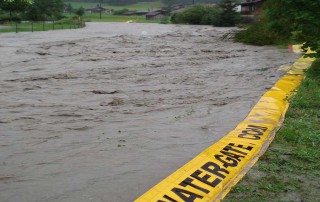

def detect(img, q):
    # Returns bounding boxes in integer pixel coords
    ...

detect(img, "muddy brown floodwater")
[0,22,299,202]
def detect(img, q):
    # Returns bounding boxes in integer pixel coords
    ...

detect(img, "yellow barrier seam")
[215,103,289,201]
[135,54,315,202]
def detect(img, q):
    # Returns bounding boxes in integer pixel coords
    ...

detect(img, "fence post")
[32,22,34,32]
[43,21,45,31]
[15,22,18,33]
[52,20,54,30]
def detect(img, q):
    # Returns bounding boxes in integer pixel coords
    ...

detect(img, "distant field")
[82,14,161,23]
[60,13,161,23]
[62,13,161,23]
[65,1,163,10]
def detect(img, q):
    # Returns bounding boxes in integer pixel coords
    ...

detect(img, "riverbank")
[224,59,320,201]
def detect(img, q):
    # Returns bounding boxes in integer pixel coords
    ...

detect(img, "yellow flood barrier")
[135,54,315,202]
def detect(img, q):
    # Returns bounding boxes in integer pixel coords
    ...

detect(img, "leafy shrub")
[0,15,22,23]
[239,16,257,24]
[172,5,222,25]
[171,1,240,27]
[160,16,171,24]
[235,22,278,46]
[74,6,85,17]
[113,9,130,15]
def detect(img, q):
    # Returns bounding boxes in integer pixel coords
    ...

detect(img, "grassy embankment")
[224,59,320,201]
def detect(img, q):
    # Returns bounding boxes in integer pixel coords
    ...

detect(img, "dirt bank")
[0,22,299,202]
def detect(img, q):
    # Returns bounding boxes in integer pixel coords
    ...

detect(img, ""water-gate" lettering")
[157,125,268,202]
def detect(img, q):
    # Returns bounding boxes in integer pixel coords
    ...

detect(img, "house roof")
[241,0,264,6]
[134,11,150,15]
[146,10,165,17]
[172,4,184,10]
[85,7,107,11]
[124,10,149,15]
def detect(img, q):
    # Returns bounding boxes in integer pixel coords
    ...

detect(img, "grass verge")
[223,59,320,202]
[0,19,84,33]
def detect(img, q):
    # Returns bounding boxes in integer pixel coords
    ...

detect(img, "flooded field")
[0,22,299,202]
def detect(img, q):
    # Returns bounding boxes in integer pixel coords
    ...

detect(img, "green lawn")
[65,1,163,10]
[223,59,320,202]
[80,13,161,23]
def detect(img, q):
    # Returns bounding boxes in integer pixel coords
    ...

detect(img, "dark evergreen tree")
[75,6,85,17]
[213,0,239,27]
[26,0,64,21]
[0,0,31,20]
[65,3,73,13]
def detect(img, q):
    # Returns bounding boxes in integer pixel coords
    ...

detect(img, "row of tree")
[171,0,239,27]
[64,0,222,6]
[162,0,221,5]
[0,0,224,20]
[0,0,66,21]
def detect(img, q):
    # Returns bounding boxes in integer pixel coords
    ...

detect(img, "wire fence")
[0,20,85,33]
